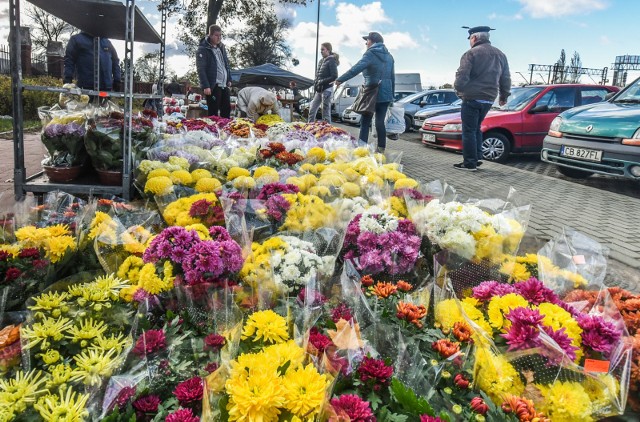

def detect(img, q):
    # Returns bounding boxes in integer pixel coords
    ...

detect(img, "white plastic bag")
[385,104,405,134]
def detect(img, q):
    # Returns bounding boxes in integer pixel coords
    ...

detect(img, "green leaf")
[390,378,434,416]
[277,360,291,376]
[367,390,382,411]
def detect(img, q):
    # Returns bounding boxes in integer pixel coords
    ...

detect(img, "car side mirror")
[419,101,427,107]
[343,88,350,98]
[530,104,549,113]
[605,92,616,100]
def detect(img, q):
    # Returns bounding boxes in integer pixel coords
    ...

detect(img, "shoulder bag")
[351,83,380,116]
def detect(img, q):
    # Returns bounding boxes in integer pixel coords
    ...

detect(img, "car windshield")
[397,90,430,104]
[612,78,640,103]
[494,86,544,111]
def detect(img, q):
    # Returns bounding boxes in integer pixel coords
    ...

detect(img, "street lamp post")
[314,0,320,73]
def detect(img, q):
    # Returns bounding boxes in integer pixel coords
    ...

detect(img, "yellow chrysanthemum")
[233,175,256,190]
[538,302,583,362]
[306,147,327,163]
[262,340,306,369]
[185,223,211,240]
[70,348,120,386]
[253,166,279,181]
[242,310,289,344]
[307,185,331,198]
[21,317,72,350]
[486,293,530,331]
[91,333,130,354]
[170,169,193,186]
[117,255,145,282]
[394,177,419,190]
[329,147,352,162]
[500,259,531,283]
[0,370,49,413]
[195,177,222,193]
[45,224,71,237]
[387,196,408,218]
[341,182,361,198]
[39,349,61,365]
[46,364,73,389]
[44,235,77,263]
[352,147,370,158]
[29,291,69,317]
[283,363,328,418]
[365,173,385,188]
[66,318,108,345]
[191,168,213,181]
[137,263,171,295]
[226,363,285,422]
[34,388,90,422]
[144,176,173,195]
[227,167,251,181]
[536,381,593,422]
[460,298,494,335]
[147,168,171,179]
[474,347,524,404]
[168,155,190,170]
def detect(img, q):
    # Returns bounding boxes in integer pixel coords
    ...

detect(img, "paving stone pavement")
[337,123,640,292]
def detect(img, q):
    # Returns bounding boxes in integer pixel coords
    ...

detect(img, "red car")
[419,84,619,162]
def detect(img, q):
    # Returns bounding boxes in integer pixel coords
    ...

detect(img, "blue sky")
[2,0,639,87]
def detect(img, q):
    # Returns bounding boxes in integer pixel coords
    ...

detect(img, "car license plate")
[560,145,602,162]
[422,133,436,143]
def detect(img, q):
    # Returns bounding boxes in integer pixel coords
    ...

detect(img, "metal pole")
[93,36,100,91]
[314,0,320,73]
[159,6,167,94]
[9,0,25,201]
[122,0,136,200]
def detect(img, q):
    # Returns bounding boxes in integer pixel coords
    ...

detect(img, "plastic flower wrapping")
[38,107,88,167]
[431,228,632,421]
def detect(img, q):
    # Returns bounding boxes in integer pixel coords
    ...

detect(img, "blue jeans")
[359,101,390,150]
[461,100,492,167]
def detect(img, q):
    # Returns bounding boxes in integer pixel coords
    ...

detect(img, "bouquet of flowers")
[40,112,88,167]
[258,192,336,234]
[434,272,631,421]
[341,207,421,276]
[257,142,305,168]
[102,284,243,421]
[411,198,527,264]
[84,110,123,171]
[0,312,25,377]
[203,309,332,421]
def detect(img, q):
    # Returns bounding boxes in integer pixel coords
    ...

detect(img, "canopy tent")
[230,63,314,90]
[27,0,161,43]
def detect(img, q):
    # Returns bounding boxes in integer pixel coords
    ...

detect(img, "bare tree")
[226,12,293,68]
[25,5,75,54]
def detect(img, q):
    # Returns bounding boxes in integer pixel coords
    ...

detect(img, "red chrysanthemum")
[330,394,376,422]
[132,395,161,413]
[18,247,40,259]
[132,329,167,357]
[331,303,353,323]
[4,267,22,282]
[203,333,226,352]
[470,396,489,415]
[420,416,445,422]
[357,356,393,389]
[112,386,136,410]
[308,327,334,354]
[173,376,204,407]
[165,408,200,422]
[204,362,219,373]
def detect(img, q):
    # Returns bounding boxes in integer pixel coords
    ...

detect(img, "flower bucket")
[96,168,123,186]
[43,164,83,183]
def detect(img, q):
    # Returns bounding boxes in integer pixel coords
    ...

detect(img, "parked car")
[394,90,417,102]
[397,89,458,132]
[541,77,640,180]
[413,99,462,129]
[419,84,619,162]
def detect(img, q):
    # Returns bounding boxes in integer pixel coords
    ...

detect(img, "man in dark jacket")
[196,25,232,118]
[308,42,339,123]
[64,32,121,91]
[453,26,511,171]
[336,32,394,152]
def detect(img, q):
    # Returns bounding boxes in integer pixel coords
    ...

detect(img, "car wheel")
[404,116,412,133]
[482,132,511,163]
[557,166,594,179]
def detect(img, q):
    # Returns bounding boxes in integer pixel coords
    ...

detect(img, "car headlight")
[548,116,563,137]
[623,128,640,146]
[442,123,462,132]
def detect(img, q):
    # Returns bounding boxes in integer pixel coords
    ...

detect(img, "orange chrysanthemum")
[360,275,375,287]
[452,321,473,342]
[501,394,550,422]
[431,338,460,358]
[371,282,397,299]
[396,301,427,328]
[396,280,413,292]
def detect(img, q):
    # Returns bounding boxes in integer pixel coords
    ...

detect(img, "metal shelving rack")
[9,0,166,200]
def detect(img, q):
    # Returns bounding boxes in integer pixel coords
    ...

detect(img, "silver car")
[395,89,458,132]
[413,99,463,129]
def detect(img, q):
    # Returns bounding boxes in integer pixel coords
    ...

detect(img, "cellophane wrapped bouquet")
[432,228,632,421]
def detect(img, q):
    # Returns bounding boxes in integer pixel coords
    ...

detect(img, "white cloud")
[518,0,608,18]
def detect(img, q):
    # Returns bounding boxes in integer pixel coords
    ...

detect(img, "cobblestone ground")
[337,123,640,293]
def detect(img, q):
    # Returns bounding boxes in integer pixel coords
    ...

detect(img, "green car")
[541,78,640,180]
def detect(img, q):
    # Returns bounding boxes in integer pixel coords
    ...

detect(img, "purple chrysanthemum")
[514,277,559,305]
[577,313,621,356]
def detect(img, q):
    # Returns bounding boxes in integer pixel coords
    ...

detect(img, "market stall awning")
[230,63,314,90]
[26,0,162,44]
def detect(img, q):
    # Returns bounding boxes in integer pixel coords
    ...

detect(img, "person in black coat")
[196,25,233,118]
[308,42,339,123]
[63,32,121,91]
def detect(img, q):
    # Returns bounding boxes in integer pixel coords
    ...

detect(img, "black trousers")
[205,85,231,118]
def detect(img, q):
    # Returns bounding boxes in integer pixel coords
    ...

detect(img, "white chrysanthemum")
[439,228,476,259]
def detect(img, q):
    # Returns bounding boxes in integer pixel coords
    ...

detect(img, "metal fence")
[0,45,49,76]
[0,45,9,75]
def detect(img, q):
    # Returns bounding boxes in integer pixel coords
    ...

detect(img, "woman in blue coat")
[335,32,394,152]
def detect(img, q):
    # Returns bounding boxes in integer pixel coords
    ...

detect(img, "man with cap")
[453,26,511,171]
[335,31,395,152]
